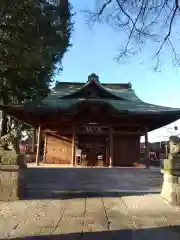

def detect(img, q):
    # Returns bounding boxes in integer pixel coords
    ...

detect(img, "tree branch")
[85,0,180,68]
[154,1,179,58]
[115,0,144,61]
[98,0,113,17]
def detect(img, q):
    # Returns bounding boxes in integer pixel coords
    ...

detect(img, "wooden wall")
[113,135,140,166]
[45,135,73,164]
[44,132,141,166]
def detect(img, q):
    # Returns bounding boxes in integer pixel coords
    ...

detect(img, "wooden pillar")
[165,141,168,158]
[72,128,76,166]
[32,128,37,153]
[109,127,113,167]
[144,127,150,168]
[105,138,109,167]
[43,135,47,163]
[35,125,41,166]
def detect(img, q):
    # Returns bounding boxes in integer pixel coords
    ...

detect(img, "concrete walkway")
[0,194,180,239]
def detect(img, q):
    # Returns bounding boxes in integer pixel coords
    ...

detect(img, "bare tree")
[84,0,180,69]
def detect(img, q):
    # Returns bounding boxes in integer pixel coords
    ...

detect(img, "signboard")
[84,126,102,134]
[76,149,82,157]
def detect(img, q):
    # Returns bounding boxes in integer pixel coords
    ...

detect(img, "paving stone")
[83,198,108,232]
[121,194,180,239]
[54,199,85,234]
[0,199,66,239]
[102,197,135,231]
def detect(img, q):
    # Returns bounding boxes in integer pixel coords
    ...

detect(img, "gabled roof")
[41,79,179,115]
[1,75,180,132]
[43,80,139,103]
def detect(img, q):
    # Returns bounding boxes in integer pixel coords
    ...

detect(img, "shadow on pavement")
[26,191,161,200]
[25,167,162,200]
[9,226,180,239]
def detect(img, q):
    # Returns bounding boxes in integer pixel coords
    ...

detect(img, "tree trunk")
[0,96,8,138]
[12,119,22,154]
[12,138,21,154]
[0,86,12,138]
[1,112,8,137]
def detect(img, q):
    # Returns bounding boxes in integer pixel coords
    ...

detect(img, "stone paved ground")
[1,194,180,239]
[1,168,180,239]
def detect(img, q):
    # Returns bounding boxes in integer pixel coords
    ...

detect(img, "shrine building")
[1,73,180,167]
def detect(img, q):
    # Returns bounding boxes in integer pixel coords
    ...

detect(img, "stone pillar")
[144,127,150,168]
[161,136,180,205]
[0,162,27,201]
[161,155,180,205]
[109,127,113,167]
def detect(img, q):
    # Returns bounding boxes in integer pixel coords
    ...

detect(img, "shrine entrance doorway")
[77,134,109,167]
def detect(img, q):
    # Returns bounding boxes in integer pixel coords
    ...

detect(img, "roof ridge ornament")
[128,82,132,90]
[87,73,100,83]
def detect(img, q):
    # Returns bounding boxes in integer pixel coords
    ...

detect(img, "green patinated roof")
[40,98,180,114]
[40,81,180,114]
[47,82,135,101]
[1,78,180,132]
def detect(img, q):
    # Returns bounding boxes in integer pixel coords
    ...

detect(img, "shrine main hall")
[1,74,180,167]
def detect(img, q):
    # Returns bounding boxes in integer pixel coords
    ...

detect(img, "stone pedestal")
[0,164,27,201]
[161,173,180,205]
[161,156,180,205]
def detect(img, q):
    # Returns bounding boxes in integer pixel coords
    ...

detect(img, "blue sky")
[54,1,180,142]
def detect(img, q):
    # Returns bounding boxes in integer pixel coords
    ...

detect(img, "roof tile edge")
[55,82,132,90]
